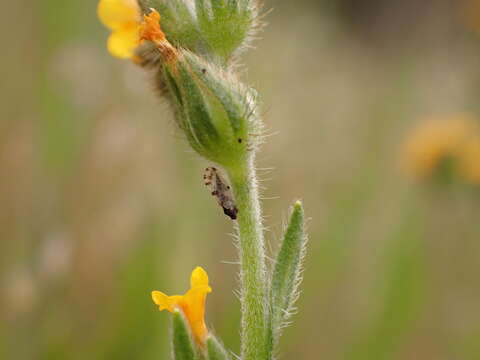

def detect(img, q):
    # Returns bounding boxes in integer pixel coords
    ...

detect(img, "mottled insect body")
[203,167,238,220]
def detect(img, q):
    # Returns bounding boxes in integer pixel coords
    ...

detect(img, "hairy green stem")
[227,154,268,360]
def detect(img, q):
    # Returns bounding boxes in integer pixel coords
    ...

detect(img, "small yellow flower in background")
[459,136,480,183]
[403,115,472,177]
[464,0,480,33]
[97,0,141,58]
[152,267,212,345]
[402,115,480,185]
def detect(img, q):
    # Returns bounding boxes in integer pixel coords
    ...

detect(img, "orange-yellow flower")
[139,9,166,43]
[459,136,480,184]
[402,115,480,185]
[152,267,212,345]
[97,0,142,59]
[139,9,178,64]
[464,0,480,33]
[98,1,176,63]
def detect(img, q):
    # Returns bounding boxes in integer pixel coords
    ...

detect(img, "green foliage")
[144,0,305,357]
[195,0,257,63]
[269,201,307,349]
[8,1,480,360]
[125,2,302,360]
[172,311,198,360]
[150,0,205,52]
[161,51,255,166]
[143,0,257,64]
[206,335,231,360]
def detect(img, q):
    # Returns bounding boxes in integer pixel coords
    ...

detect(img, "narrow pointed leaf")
[151,0,204,51]
[172,310,197,360]
[206,335,231,360]
[270,201,307,341]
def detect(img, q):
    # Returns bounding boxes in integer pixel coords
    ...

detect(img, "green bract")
[269,201,307,349]
[206,335,231,360]
[172,310,198,360]
[149,0,204,51]
[162,51,258,166]
[141,0,258,64]
[195,0,257,63]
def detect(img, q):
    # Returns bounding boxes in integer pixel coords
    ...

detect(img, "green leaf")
[172,310,197,360]
[162,52,256,166]
[206,335,231,360]
[176,61,222,157]
[269,201,307,345]
[150,0,205,52]
[183,52,252,135]
[194,0,257,63]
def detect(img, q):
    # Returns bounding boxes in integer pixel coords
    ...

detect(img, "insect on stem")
[203,167,239,220]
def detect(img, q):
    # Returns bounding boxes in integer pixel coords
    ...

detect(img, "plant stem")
[227,154,267,360]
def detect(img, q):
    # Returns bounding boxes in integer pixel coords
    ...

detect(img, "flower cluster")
[402,115,480,185]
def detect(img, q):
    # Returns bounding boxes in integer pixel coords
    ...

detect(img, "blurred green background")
[2,0,480,359]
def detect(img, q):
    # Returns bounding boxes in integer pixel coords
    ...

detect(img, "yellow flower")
[464,0,480,33]
[97,0,141,58]
[98,1,175,63]
[460,136,480,184]
[152,267,212,346]
[402,115,480,185]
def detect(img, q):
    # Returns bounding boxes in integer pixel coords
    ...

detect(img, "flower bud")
[162,50,259,167]
[143,0,206,54]
[140,0,259,64]
[195,0,259,63]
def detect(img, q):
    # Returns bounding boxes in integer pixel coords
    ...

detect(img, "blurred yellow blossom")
[152,267,212,345]
[459,136,480,183]
[464,0,480,33]
[402,115,480,185]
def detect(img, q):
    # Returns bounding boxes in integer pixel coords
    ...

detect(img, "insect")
[203,167,238,220]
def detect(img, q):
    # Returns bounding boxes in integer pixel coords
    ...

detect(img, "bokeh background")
[2,0,480,359]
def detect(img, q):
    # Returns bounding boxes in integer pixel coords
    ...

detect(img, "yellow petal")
[182,287,209,344]
[107,27,140,59]
[151,267,212,346]
[402,115,479,179]
[183,288,209,321]
[151,291,183,312]
[98,0,140,30]
[190,266,211,290]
